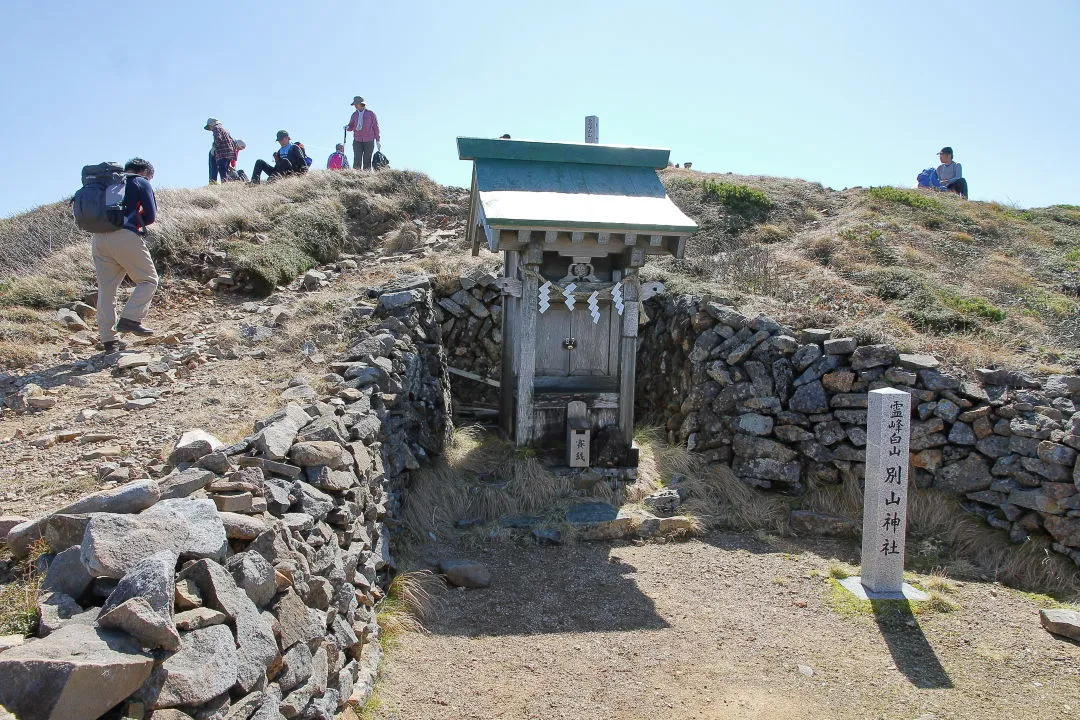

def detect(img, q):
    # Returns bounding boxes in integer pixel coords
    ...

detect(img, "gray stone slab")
[838,576,929,602]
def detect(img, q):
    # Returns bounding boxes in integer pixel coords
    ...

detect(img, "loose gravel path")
[371,532,1080,720]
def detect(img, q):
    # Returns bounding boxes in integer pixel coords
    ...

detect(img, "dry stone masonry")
[635,294,1080,568]
[0,276,450,720]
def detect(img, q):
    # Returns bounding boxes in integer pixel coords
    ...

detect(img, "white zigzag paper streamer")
[538,281,551,313]
[588,291,600,324]
[563,283,577,311]
[611,281,624,315]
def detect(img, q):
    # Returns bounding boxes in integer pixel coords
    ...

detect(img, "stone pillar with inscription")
[841,387,928,601]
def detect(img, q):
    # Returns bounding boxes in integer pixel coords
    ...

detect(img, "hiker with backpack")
[205,118,239,184]
[936,146,968,199]
[326,143,349,170]
[344,96,381,170]
[917,147,968,198]
[250,130,310,184]
[72,158,159,354]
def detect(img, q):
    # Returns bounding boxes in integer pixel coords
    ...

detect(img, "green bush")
[939,290,1006,322]
[867,186,944,212]
[701,180,773,222]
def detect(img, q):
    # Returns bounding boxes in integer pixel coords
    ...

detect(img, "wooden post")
[514,243,542,446]
[617,273,640,445]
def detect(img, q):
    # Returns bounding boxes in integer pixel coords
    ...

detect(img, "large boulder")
[138,624,237,709]
[56,479,161,516]
[81,500,227,579]
[0,625,153,720]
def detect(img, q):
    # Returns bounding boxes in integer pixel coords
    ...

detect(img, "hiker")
[326,143,349,170]
[344,96,381,170]
[205,118,239,184]
[89,158,159,353]
[936,147,968,199]
[250,130,309,184]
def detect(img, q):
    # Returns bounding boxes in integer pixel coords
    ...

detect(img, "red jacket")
[346,109,380,142]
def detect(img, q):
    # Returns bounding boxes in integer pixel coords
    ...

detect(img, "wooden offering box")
[457,137,697,466]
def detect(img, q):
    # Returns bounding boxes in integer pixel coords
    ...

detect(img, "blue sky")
[1,0,1078,218]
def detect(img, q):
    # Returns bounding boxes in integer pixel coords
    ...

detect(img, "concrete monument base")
[839,576,929,602]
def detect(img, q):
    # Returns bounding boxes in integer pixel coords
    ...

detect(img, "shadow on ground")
[423,541,670,636]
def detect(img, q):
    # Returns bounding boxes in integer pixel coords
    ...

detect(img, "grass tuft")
[701,179,774,223]
[375,570,440,648]
[867,186,944,212]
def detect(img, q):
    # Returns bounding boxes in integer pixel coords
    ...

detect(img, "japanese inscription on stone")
[859,387,912,593]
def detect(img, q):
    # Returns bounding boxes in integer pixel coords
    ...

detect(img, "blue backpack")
[72,162,130,233]
[916,167,943,190]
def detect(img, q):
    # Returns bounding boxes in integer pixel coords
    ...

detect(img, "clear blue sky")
[2,0,1078,218]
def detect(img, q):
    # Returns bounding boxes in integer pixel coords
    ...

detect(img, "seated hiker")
[250,130,309,184]
[936,146,968,198]
[327,143,349,170]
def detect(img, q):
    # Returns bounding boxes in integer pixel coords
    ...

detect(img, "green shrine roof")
[457,137,698,234]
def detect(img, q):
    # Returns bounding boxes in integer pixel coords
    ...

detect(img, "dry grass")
[633,428,789,534]
[401,426,576,539]
[376,570,441,646]
[0,540,46,636]
[802,473,1080,600]
[656,168,1080,370]
[0,169,442,303]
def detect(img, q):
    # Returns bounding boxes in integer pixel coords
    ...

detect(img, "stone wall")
[432,271,503,410]
[636,295,1080,568]
[0,277,451,720]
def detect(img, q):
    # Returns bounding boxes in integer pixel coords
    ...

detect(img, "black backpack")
[372,150,389,170]
[72,162,129,233]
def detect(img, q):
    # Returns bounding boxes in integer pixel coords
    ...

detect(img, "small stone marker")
[567,401,590,468]
[585,115,599,144]
[841,387,928,601]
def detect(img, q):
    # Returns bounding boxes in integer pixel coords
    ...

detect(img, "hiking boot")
[115,318,154,336]
[208,180,218,186]
[102,340,121,354]
[248,177,261,185]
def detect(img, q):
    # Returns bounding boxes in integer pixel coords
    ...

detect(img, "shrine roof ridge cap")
[457,137,670,168]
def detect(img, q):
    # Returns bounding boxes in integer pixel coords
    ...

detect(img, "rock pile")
[636,295,1080,566]
[432,269,503,410]
[0,278,451,720]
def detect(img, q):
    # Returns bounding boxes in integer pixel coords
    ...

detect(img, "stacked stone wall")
[432,271,503,410]
[637,294,1080,568]
[0,276,451,720]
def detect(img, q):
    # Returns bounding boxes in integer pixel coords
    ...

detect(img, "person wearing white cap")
[204,118,239,184]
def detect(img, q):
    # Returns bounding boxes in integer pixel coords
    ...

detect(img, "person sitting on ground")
[205,118,238,185]
[250,130,309,184]
[91,158,159,353]
[936,146,968,199]
[344,96,381,170]
[326,143,349,170]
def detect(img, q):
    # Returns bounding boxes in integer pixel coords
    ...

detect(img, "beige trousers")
[91,228,159,343]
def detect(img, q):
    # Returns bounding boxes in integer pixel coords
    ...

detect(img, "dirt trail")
[371,533,1080,720]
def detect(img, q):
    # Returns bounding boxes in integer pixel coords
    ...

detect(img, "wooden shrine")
[457,137,697,465]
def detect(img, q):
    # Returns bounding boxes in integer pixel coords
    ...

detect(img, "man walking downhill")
[91,158,159,354]
[205,118,238,184]
[345,96,380,170]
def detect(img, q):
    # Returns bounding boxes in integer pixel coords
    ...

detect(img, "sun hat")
[204,117,219,130]
[235,140,247,150]
[275,130,290,141]
[351,96,365,105]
